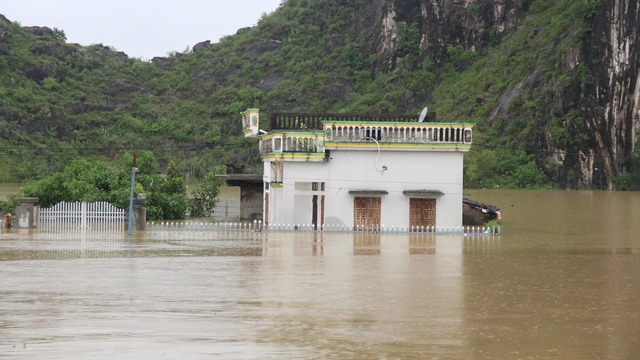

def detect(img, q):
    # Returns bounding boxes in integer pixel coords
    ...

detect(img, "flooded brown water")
[1,190,639,359]
[0,184,23,201]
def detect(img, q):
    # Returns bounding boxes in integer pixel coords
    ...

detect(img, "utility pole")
[128,152,138,236]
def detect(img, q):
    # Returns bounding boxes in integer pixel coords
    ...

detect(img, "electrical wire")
[360,137,386,172]
[471,143,634,161]
[0,139,256,152]
[0,140,634,161]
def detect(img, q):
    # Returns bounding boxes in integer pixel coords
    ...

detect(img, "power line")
[0,140,635,160]
[0,140,256,152]
[472,143,634,161]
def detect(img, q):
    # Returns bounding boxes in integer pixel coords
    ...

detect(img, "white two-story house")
[242,108,473,231]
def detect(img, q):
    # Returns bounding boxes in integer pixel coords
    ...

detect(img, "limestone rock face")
[580,0,640,189]
[192,40,212,52]
[29,42,73,59]
[372,0,525,69]
[23,26,54,38]
[240,40,283,61]
[365,0,639,189]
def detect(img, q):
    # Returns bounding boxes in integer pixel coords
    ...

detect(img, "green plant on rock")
[52,27,67,42]
[611,129,640,190]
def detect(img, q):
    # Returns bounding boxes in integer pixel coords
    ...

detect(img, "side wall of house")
[270,149,464,229]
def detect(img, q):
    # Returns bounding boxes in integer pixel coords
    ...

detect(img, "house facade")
[242,109,473,230]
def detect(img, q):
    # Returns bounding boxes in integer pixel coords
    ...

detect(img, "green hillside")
[1,0,638,189]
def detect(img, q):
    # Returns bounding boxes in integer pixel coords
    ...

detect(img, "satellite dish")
[418,107,428,122]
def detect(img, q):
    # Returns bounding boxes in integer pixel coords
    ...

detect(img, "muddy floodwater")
[1,190,640,359]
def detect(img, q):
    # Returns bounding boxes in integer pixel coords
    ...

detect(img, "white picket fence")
[37,201,126,230]
[146,220,501,236]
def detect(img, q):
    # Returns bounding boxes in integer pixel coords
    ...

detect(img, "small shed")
[215,174,263,222]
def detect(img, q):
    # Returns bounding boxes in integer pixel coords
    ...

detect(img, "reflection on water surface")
[1,190,639,359]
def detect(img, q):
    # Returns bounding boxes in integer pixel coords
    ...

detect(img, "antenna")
[418,107,428,123]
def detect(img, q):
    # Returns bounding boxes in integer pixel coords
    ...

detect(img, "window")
[295,182,312,191]
[297,182,325,192]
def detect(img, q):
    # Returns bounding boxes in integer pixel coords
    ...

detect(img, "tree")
[18,154,196,220]
[160,160,187,195]
[52,27,67,42]
[0,194,19,215]
[20,159,117,207]
[135,158,190,220]
[190,166,226,217]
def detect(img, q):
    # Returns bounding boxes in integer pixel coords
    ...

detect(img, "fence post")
[81,201,87,229]
[132,199,147,231]
[14,198,38,229]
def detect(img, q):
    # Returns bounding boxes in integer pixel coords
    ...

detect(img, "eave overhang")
[348,190,389,195]
[402,190,445,196]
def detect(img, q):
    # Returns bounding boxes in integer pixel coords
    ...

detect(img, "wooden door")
[320,195,325,229]
[354,197,381,230]
[264,193,269,225]
[409,198,436,230]
[312,195,318,230]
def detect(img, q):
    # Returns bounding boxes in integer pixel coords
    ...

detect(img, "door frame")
[353,197,382,231]
[409,197,436,231]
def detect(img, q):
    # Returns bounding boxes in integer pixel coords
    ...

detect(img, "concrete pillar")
[15,197,38,229]
[126,199,147,230]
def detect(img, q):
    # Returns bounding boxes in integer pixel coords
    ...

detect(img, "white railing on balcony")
[326,124,472,144]
[260,134,325,154]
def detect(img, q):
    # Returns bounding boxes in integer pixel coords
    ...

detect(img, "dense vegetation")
[0,152,224,219]
[0,0,638,190]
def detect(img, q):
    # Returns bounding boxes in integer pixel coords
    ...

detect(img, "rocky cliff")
[358,0,639,189]
[583,0,639,189]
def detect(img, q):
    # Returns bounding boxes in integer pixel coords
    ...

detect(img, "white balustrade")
[327,124,472,144]
[260,134,325,154]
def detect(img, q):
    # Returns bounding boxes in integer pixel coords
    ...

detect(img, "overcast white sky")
[0,0,282,60]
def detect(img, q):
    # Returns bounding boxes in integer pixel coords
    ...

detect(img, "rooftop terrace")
[269,112,437,130]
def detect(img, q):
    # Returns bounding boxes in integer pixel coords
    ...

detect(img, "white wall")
[269,149,464,228]
[293,194,313,224]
